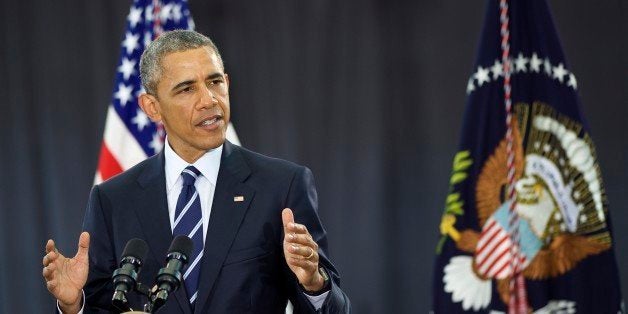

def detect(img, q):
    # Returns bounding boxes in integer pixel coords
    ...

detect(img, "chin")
[202,136,226,150]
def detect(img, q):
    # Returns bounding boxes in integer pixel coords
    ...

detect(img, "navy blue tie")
[173,166,204,306]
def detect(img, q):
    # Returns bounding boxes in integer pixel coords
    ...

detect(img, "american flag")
[474,214,527,280]
[95,0,239,183]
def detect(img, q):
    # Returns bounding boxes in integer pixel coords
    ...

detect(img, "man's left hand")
[282,208,325,293]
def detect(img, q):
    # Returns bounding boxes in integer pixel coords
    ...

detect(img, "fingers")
[285,221,309,238]
[282,207,317,257]
[287,255,318,271]
[43,250,57,267]
[285,232,317,247]
[287,243,318,258]
[43,242,59,293]
[282,207,319,263]
[285,233,318,262]
[46,278,57,292]
[281,208,323,289]
[286,222,309,235]
[42,262,57,280]
[75,232,90,259]
[44,239,58,266]
[283,222,313,262]
[45,239,56,254]
[43,239,56,291]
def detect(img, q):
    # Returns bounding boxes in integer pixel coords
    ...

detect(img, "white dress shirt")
[164,139,221,243]
[59,139,327,313]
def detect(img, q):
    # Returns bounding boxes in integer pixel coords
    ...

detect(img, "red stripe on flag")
[477,234,509,269]
[97,142,123,181]
[483,241,510,276]
[480,219,497,237]
[493,257,512,279]
[476,223,501,255]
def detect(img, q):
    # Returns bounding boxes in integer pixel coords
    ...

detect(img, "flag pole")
[499,0,528,313]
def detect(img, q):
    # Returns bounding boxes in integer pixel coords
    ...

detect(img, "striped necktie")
[173,166,204,307]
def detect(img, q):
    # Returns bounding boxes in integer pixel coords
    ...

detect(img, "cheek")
[222,102,231,119]
[163,104,193,126]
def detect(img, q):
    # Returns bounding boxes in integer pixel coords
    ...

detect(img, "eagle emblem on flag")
[439,102,611,310]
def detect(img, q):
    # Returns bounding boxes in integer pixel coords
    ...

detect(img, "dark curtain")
[0,0,626,312]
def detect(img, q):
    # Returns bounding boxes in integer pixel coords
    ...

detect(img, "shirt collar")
[164,137,223,191]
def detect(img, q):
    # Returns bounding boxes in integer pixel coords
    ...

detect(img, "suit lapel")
[135,152,192,314]
[194,142,255,314]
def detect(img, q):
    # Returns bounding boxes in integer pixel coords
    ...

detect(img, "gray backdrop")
[0,0,626,313]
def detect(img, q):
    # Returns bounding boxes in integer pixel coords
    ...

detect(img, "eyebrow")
[171,80,195,92]
[170,72,224,92]
[206,72,224,80]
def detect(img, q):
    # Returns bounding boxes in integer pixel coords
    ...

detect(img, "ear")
[138,93,162,123]
[224,73,230,90]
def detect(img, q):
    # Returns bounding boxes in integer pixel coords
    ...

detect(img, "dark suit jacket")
[82,141,350,313]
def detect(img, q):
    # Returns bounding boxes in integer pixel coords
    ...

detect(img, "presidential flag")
[95,0,239,183]
[433,0,623,312]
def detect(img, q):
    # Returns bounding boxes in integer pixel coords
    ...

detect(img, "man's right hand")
[42,232,90,314]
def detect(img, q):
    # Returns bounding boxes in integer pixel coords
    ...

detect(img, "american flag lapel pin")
[234,196,244,202]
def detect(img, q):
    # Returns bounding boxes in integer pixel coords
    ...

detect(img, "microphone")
[149,235,193,312]
[111,238,149,312]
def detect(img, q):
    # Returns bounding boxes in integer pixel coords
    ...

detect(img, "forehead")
[160,47,223,79]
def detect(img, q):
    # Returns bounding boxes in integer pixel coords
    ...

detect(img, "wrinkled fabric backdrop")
[0,0,626,312]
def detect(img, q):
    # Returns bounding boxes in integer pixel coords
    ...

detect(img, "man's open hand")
[282,208,325,293]
[42,232,90,314]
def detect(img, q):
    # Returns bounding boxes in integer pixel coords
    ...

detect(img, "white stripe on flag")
[102,106,148,170]
[478,237,510,274]
[475,226,504,262]
[475,221,500,254]
[476,231,508,266]
[94,172,103,185]
[490,253,511,279]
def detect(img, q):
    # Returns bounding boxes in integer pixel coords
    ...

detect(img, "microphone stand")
[118,282,152,314]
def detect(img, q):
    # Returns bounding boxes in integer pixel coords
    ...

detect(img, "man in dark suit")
[42,30,350,313]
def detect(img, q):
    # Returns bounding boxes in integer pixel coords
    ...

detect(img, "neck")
[167,141,207,164]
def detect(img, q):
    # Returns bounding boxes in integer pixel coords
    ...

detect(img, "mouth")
[196,115,223,130]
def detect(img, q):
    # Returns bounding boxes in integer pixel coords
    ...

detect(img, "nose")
[198,85,217,109]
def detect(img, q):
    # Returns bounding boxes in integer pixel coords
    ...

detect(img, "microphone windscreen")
[168,235,193,258]
[121,238,149,260]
